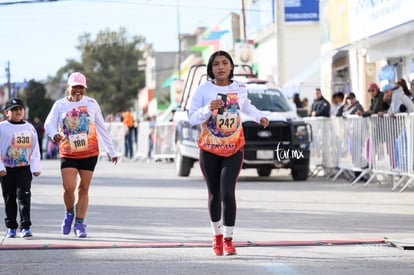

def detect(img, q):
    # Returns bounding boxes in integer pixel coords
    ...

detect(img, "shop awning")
[190,39,220,52]
[190,45,210,52]
[202,30,229,40]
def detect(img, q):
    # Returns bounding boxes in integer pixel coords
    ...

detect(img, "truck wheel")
[257,167,272,177]
[175,142,193,177]
[291,166,309,181]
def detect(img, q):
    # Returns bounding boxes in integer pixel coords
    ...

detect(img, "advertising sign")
[285,0,319,22]
[349,0,413,42]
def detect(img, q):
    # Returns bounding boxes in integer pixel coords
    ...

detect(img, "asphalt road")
[0,159,413,275]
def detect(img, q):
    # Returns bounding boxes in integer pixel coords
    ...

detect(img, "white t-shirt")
[44,96,117,159]
[188,80,265,125]
[0,120,41,173]
[388,87,414,114]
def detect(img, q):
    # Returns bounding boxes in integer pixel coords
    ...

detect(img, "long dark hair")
[398,78,411,97]
[293,93,303,108]
[207,50,234,81]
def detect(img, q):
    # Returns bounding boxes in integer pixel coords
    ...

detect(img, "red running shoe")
[223,237,237,255]
[212,234,223,256]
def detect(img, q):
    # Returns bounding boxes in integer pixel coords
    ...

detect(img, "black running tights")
[199,149,243,226]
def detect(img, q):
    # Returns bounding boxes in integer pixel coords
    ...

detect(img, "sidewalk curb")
[0,238,385,250]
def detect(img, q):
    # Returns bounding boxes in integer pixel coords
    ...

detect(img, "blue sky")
[0,0,241,83]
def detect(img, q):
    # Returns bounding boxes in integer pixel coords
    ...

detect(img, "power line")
[0,0,265,12]
[62,0,241,11]
[0,0,58,6]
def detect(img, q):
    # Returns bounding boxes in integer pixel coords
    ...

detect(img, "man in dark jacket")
[357,83,386,117]
[311,88,330,117]
[342,92,364,116]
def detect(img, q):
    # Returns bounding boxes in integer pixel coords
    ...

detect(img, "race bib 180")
[69,133,88,152]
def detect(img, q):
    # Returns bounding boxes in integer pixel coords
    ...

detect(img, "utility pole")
[241,0,247,41]
[5,61,11,99]
[177,0,181,80]
[276,0,285,86]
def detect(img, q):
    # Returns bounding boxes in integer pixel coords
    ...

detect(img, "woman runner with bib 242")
[188,51,269,256]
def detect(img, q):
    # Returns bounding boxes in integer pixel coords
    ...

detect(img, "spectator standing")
[105,114,115,122]
[311,88,330,117]
[333,92,345,117]
[342,92,364,117]
[381,83,414,170]
[382,83,414,115]
[357,83,386,117]
[410,79,414,102]
[302,98,310,116]
[147,116,156,161]
[293,93,308,117]
[123,109,134,159]
[397,78,411,98]
[331,92,341,116]
[302,98,309,108]
[114,112,123,122]
[133,118,139,151]
[292,93,303,108]
[32,117,45,160]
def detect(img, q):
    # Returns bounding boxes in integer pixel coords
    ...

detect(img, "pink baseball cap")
[68,72,87,88]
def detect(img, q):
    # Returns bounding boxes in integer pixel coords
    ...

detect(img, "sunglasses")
[72,85,85,89]
[368,89,376,92]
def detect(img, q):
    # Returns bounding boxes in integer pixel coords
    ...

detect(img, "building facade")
[321,0,414,109]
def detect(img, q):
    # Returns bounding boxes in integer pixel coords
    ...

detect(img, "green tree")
[50,27,145,116]
[22,80,53,122]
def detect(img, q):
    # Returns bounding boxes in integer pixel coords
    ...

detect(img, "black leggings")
[199,149,243,226]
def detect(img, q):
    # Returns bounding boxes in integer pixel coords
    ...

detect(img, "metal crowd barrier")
[304,117,340,177]
[402,113,414,191]
[304,117,326,176]
[152,122,175,159]
[102,113,414,192]
[135,121,175,160]
[368,114,412,191]
[100,121,175,161]
[99,122,125,159]
[136,121,151,159]
[306,113,414,192]
[332,115,370,185]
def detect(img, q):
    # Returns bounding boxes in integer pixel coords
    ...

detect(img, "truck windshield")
[247,88,292,112]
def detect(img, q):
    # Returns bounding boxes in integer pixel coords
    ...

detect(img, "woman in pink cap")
[44,72,118,238]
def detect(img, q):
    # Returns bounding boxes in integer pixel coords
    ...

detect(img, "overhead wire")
[0,0,264,12]
[0,0,58,6]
